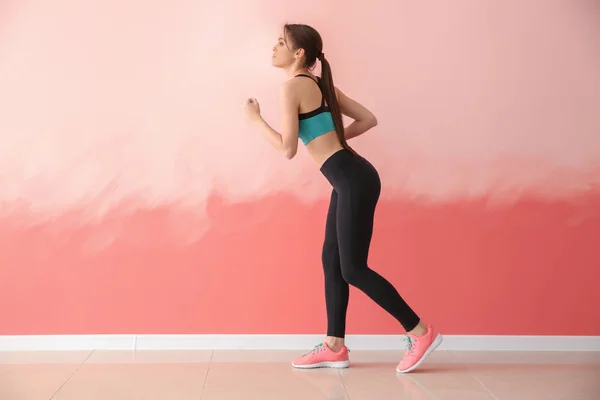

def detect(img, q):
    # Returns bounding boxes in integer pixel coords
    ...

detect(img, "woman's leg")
[321,189,349,351]
[291,188,352,369]
[335,162,422,332]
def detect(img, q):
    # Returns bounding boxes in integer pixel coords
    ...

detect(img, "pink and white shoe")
[396,324,443,373]
[292,342,350,369]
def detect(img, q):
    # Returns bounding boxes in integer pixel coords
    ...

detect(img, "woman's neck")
[285,66,310,78]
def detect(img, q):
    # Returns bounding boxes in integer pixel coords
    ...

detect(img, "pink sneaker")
[292,342,350,369]
[396,324,443,373]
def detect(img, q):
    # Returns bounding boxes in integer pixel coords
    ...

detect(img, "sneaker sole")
[292,360,350,369]
[396,333,443,374]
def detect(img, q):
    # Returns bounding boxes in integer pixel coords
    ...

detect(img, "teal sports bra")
[295,74,336,145]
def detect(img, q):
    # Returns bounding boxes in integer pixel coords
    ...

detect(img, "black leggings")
[320,149,420,338]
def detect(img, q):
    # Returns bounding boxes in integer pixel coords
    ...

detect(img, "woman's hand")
[242,98,261,122]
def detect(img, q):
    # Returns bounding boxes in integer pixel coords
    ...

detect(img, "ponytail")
[319,55,356,155]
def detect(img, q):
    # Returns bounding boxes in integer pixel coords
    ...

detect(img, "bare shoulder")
[279,78,303,99]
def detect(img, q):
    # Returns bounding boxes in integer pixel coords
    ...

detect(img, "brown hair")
[283,24,355,154]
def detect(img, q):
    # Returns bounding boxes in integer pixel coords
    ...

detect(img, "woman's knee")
[341,264,365,285]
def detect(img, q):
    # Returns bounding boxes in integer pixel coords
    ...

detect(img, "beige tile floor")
[1,350,599,399]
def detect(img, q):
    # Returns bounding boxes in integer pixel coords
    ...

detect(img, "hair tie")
[319,52,325,60]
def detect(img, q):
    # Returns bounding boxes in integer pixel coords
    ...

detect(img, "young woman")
[242,23,442,373]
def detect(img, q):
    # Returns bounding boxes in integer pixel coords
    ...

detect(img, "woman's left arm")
[244,82,299,159]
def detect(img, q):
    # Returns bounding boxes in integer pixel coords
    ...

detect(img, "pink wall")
[1,1,599,336]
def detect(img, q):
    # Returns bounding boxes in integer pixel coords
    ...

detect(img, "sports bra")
[295,74,336,146]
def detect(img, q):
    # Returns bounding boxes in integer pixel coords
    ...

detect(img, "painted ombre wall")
[1,0,599,337]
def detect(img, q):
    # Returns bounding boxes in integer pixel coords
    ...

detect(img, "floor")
[1,350,599,399]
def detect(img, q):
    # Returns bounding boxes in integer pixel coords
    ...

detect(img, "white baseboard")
[0,334,598,352]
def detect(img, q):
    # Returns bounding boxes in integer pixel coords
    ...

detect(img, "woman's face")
[272,32,298,68]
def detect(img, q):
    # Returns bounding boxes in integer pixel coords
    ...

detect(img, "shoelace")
[304,343,351,356]
[402,335,416,353]
[303,343,325,356]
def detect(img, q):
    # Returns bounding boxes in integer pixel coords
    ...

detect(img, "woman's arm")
[335,87,378,140]
[246,82,300,159]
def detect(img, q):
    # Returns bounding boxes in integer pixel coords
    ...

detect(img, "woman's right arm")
[335,87,378,140]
